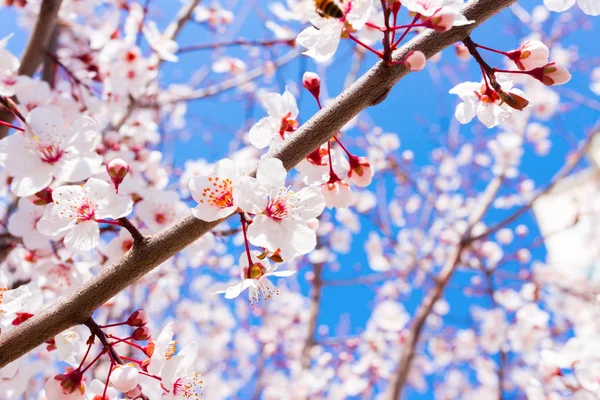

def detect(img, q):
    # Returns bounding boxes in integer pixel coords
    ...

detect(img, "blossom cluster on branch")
[0,0,599,399]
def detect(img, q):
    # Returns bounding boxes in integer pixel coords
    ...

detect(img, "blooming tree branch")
[0,0,520,369]
[0,0,64,139]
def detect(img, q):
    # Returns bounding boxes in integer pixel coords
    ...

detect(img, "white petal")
[257,157,287,188]
[11,170,53,197]
[544,0,576,11]
[63,221,100,251]
[578,0,600,15]
[248,117,277,149]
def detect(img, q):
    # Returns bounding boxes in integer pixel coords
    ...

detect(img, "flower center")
[172,372,202,399]
[475,84,500,104]
[246,263,266,280]
[76,201,96,222]
[199,176,234,209]
[37,143,64,164]
[266,198,289,221]
[279,111,298,139]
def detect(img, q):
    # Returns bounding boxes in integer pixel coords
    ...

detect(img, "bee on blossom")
[217,251,295,305]
[296,0,372,62]
[315,0,344,19]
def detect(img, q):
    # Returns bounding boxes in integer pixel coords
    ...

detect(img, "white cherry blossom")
[143,21,179,62]
[0,33,19,96]
[544,0,600,16]
[237,158,326,259]
[0,107,102,197]
[217,252,295,304]
[248,88,299,150]
[189,158,240,222]
[36,178,133,251]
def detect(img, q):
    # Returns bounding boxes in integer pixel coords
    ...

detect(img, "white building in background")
[532,136,600,289]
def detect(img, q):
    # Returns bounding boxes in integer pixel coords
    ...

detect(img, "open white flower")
[143,21,179,62]
[0,33,19,96]
[136,189,188,233]
[160,342,202,400]
[7,197,55,250]
[36,178,133,252]
[248,88,299,150]
[449,74,527,128]
[0,271,32,327]
[544,0,600,16]
[218,252,295,304]
[0,107,102,197]
[147,323,177,377]
[189,158,240,222]
[296,0,372,62]
[237,158,325,259]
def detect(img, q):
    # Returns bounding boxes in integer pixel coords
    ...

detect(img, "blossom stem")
[475,43,509,56]
[391,8,398,44]
[463,36,501,92]
[76,339,94,370]
[120,356,143,364]
[365,21,384,31]
[118,217,145,243]
[80,350,105,374]
[108,336,146,353]
[392,15,420,49]
[333,136,352,157]
[96,219,121,226]
[327,141,337,180]
[0,95,26,123]
[103,360,115,399]
[240,213,254,267]
[84,318,125,366]
[0,120,24,132]
[347,34,384,58]
[99,321,128,329]
[389,23,427,30]
[493,68,531,75]
[139,370,162,381]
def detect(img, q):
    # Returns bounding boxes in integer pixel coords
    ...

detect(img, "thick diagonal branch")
[0,0,517,369]
[0,0,64,139]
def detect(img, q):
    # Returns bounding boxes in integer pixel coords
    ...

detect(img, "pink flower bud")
[347,155,374,187]
[529,62,571,86]
[302,71,321,99]
[131,326,151,341]
[29,187,53,205]
[426,8,457,32]
[126,309,148,327]
[405,51,426,72]
[508,40,549,71]
[107,158,129,193]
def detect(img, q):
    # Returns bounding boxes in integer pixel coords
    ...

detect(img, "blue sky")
[2,0,600,397]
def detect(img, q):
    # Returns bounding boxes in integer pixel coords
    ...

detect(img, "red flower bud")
[302,71,321,100]
[126,309,148,327]
[131,326,151,341]
[29,187,53,206]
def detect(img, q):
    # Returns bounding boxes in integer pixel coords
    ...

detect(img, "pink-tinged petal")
[55,152,103,182]
[578,0,600,15]
[192,203,236,222]
[234,176,269,214]
[246,215,280,251]
[25,106,65,146]
[263,92,284,118]
[63,221,100,251]
[293,186,326,220]
[281,88,299,119]
[11,170,53,197]
[66,116,99,152]
[269,270,296,277]
[248,117,276,149]
[289,221,317,256]
[224,279,255,299]
[257,158,287,189]
[544,0,576,11]
[37,205,74,236]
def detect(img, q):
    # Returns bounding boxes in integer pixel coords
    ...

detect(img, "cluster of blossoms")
[0,0,598,399]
